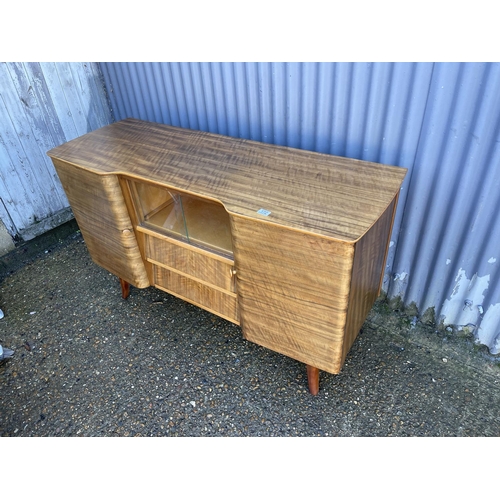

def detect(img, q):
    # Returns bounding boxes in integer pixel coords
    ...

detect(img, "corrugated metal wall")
[0,62,114,242]
[389,63,500,354]
[98,62,500,354]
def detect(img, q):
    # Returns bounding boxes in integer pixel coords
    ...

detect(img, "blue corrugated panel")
[389,63,500,353]
[100,62,500,353]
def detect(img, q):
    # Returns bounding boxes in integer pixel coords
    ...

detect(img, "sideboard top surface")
[47,118,407,242]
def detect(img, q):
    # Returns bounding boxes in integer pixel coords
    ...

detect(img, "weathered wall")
[0,62,114,247]
[100,62,500,353]
[388,63,500,354]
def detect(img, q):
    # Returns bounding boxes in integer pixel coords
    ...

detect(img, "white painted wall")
[0,62,114,251]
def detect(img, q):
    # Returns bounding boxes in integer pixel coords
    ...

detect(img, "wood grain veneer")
[154,266,239,324]
[48,118,406,243]
[47,119,407,394]
[341,196,399,365]
[146,235,235,293]
[52,158,150,288]
[231,214,355,373]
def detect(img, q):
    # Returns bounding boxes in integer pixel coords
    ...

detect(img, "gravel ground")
[1,222,499,437]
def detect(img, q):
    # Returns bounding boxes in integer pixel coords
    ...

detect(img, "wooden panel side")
[52,159,150,288]
[231,216,355,374]
[341,196,399,364]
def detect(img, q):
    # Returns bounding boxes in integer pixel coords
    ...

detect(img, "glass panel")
[132,182,188,241]
[129,180,233,257]
[180,194,233,256]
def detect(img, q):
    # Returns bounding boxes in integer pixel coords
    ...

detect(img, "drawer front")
[154,266,239,324]
[147,236,235,292]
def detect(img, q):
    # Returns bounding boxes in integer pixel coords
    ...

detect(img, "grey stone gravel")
[1,224,499,437]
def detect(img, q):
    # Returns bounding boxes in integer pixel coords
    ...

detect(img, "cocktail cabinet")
[47,119,407,395]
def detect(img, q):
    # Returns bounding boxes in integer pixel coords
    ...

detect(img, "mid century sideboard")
[47,118,407,395]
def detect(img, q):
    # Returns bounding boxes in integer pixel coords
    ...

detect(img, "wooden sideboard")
[47,118,407,395]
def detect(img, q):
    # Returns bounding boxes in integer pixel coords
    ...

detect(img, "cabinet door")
[52,159,150,288]
[231,215,355,374]
[147,236,235,292]
[154,265,239,324]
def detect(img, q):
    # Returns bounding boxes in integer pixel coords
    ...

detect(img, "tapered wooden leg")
[120,278,130,300]
[306,365,320,395]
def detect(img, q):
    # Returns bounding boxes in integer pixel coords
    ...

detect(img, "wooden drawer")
[154,265,239,324]
[147,236,235,293]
